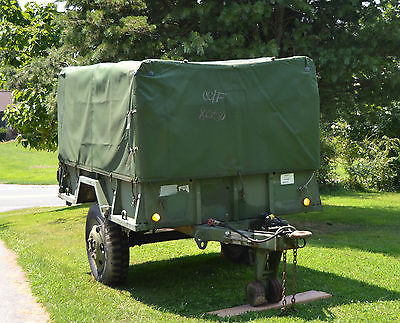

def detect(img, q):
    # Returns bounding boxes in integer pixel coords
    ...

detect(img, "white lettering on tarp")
[203,90,226,104]
[199,108,226,121]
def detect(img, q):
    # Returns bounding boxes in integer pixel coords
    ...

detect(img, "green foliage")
[345,103,400,141]
[145,0,400,122]
[0,1,63,150]
[0,1,60,68]
[316,126,338,187]
[3,48,74,150]
[62,0,158,64]
[330,120,400,191]
[0,127,7,141]
[2,0,158,150]
[343,136,400,192]
[286,1,400,121]
[146,0,288,60]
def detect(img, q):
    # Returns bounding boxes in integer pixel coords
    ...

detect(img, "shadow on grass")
[288,204,400,257]
[51,204,89,213]
[0,221,12,231]
[118,252,400,321]
[41,205,88,225]
[321,190,383,198]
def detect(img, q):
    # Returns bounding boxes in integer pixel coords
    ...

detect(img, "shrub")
[0,127,7,141]
[323,119,400,192]
[344,136,400,191]
[317,126,339,187]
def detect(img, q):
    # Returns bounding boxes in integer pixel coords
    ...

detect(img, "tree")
[61,0,158,64]
[3,0,159,150]
[0,0,60,68]
[0,1,63,150]
[3,48,73,150]
[281,0,400,126]
[145,0,400,128]
[3,0,400,153]
[146,0,289,60]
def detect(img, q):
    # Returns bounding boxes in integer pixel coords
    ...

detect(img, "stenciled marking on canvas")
[203,89,226,104]
[199,89,227,121]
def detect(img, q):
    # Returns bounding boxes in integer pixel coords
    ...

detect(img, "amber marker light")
[152,213,161,222]
[303,197,311,207]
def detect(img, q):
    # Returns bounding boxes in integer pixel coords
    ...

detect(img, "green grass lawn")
[0,192,399,322]
[0,141,58,184]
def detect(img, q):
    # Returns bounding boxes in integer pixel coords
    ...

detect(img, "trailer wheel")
[220,243,250,265]
[246,281,266,306]
[85,203,129,285]
[266,278,283,303]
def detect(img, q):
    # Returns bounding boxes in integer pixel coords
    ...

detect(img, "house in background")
[0,90,12,127]
[0,90,16,140]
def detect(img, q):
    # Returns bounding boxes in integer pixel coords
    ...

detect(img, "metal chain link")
[281,248,299,314]
[281,250,287,311]
[291,248,298,307]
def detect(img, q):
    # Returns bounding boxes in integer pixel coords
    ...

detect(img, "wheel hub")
[87,225,105,272]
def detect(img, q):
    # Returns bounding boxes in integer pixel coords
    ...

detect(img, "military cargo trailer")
[57,57,321,306]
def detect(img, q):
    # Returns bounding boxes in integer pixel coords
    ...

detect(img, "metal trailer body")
[57,57,322,306]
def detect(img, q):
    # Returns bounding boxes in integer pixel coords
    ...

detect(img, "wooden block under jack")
[207,290,332,318]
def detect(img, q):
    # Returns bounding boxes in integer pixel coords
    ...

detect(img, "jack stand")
[246,250,283,306]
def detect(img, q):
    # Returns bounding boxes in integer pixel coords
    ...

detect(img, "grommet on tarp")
[304,57,311,72]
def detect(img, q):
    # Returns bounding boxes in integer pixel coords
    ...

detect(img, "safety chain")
[291,248,298,307]
[281,250,287,311]
[281,248,298,314]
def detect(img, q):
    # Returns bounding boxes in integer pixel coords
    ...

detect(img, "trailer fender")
[59,176,111,215]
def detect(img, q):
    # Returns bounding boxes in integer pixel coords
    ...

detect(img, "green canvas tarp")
[58,56,320,182]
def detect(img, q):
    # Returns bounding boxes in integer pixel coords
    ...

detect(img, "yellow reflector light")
[152,213,161,222]
[303,197,311,207]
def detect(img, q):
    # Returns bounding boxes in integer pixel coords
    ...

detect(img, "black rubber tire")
[246,281,266,306]
[221,243,251,265]
[266,278,283,303]
[85,203,129,285]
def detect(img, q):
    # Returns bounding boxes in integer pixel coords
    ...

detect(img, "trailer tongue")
[57,56,321,307]
[190,217,312,306]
